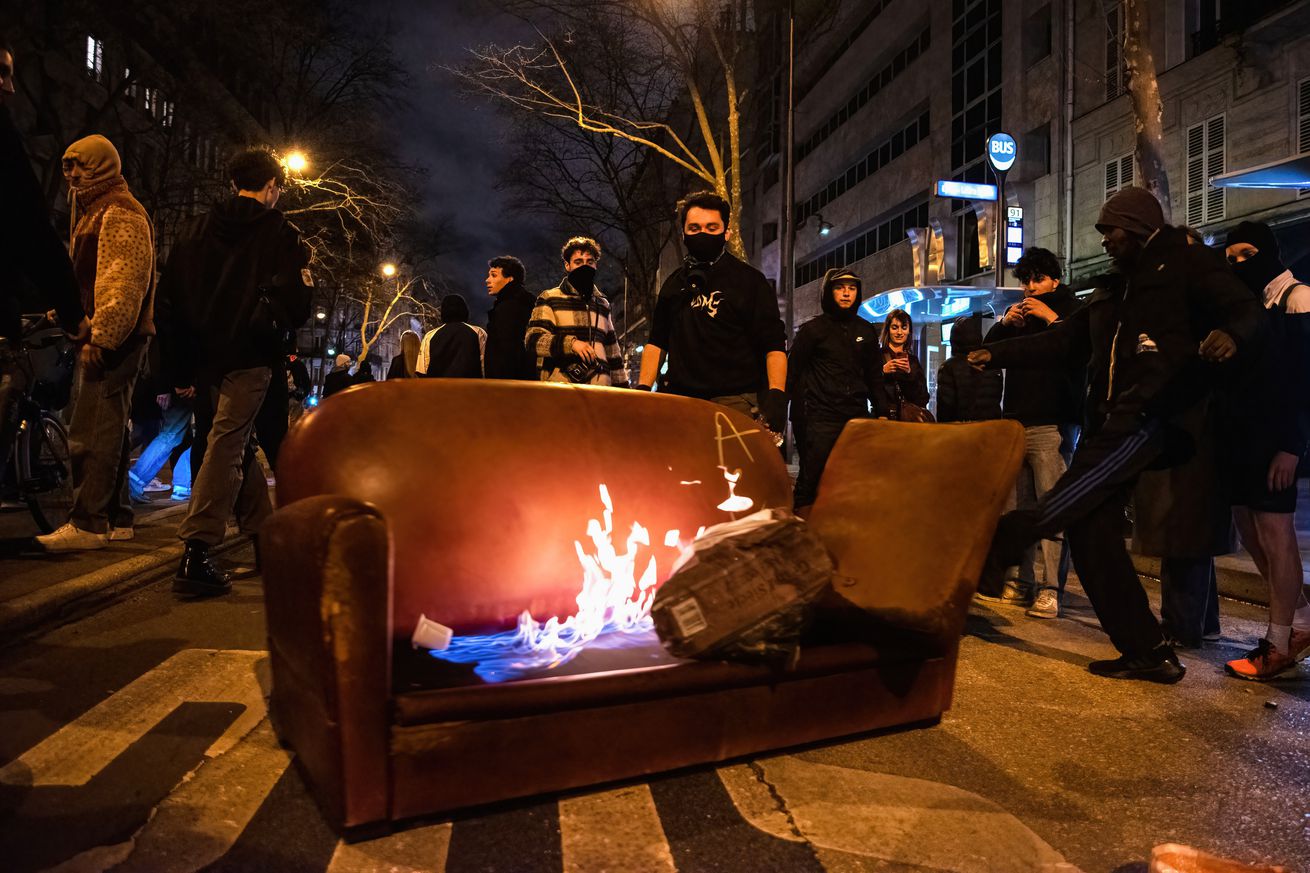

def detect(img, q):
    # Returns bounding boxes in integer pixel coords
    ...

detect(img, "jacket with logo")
[985,227,1263,449]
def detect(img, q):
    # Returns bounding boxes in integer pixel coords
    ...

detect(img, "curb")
[1131,552,1270,607]
[0,531,250,643]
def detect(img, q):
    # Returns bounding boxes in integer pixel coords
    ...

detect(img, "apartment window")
[1185,115,1225,226]
[1299,78,1310,197]
[1026,123,1051,176]
[1104,153,1135,198]
[143,87,157,117]
[762,222,779,246]
[1024,5,1052,67]
[161,100,175,129]
[85,36,104,82]
[795,199,928,288]
[122,67,139,103]
[795,110,928,225]
[1104,2,1126,101]
[951,0,1002,276]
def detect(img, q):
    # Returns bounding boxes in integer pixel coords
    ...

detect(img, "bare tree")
[1118,0,1172,219]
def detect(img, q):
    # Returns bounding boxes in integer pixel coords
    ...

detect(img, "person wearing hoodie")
[418,294,486,378]
[1220,221,1310,680]
[978,247,1084,618]
[786,268,879,509]
[935,314,1002,424]
[483,256,536,380]
[37,134,155,553]
[969,187,1262,684]
[156,148,312,597]
[637,191,787,433]
[526,236,627,386]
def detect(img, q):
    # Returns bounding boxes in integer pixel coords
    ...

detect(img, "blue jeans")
[128,399,192,498]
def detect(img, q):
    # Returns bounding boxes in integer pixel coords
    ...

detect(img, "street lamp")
[284,150,308,174]
[780,0,797,337]
[380,262,397,278]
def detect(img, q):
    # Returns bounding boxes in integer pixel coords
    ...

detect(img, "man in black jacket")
[787,268,879,509]
[157,149,312,597]
[484,256,535,380]
[970,187,1263,683]
[936,314,1002,424]
[980,247,1084,619]
[636,191,788,435]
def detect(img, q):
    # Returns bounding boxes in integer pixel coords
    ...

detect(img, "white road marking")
[559,784,676,873]
[0,648,267,787]
[325,822,453,873]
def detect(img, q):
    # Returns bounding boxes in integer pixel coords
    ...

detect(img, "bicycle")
[0,313,76,533]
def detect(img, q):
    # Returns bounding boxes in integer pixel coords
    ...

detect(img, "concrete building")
[751,0,1310,338]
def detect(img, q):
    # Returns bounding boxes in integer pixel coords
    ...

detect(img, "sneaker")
[975,579,1033,606]
[1225,639,1300,682]
[36,522,108,552]
[1202,630,1222,642]
[143,478,170,494]
[1290,627,1310,662]
[170,485,191,500]
[107,527,135,542]
[1088,645,1186,684]
[1026,587,1060,619]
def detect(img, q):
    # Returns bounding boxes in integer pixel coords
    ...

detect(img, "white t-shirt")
[1264,270,1310,313]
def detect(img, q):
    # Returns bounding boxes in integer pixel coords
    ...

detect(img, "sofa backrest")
[277,381,792,637]
[807,418,1025,648]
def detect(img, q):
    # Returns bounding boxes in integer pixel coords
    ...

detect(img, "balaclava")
[1226,221,1285,294]
[62,134,123,242]
[820,268,862,320]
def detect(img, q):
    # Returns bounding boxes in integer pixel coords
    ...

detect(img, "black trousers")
[793,417,848,509]
[985,417,1168,658]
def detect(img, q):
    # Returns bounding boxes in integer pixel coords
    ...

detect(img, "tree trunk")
[1122,0,1172,221]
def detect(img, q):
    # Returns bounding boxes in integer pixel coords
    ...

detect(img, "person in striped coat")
[525,236,628,387]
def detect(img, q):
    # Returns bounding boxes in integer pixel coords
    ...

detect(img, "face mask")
[568,264,596,298]
[1231,250,1284,295]
[684,231,726,263]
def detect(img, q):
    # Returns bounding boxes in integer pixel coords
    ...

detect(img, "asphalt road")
[0,554,1306,873]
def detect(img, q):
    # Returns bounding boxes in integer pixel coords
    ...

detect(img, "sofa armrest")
[262,495,393,829]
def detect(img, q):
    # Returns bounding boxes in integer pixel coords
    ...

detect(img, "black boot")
[174,540,232,598]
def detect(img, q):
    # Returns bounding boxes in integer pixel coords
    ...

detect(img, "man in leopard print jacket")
[37,134,155,553]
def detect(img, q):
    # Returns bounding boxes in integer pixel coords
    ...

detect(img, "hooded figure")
[786,267,881,509]
[936,314,1002,423]
[417,294,486,379]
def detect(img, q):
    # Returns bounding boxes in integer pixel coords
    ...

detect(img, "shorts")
[1229,441,1299,514]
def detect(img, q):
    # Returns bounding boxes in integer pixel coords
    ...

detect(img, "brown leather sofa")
[262,380,1023,834]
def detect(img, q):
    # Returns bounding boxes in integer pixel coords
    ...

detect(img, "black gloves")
[761,388,789,434]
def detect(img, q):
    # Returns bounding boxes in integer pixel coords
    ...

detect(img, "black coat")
[420,323,483,379]
[0,106,83,339]
[323,368,354,397]
[985,227,1263,453]
[872,348,929,418]
[156,196,312,386]
[485,282,536,380]
[937,315,1002,423]
[787,312,879,423]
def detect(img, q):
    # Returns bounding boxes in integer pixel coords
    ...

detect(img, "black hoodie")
[936,314,1002,423]
[485,279,536,380]
[786,268,880,422]
[157,196,311,385]
[983,285,1084,427]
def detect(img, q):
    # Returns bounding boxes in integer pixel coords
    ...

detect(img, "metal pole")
[994,172,1006,289]
[781,0,796,337]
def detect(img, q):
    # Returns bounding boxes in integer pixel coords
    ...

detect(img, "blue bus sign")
[935,179,997,200]
[987,132,1017,173]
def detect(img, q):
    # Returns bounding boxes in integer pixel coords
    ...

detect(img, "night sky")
[376,0,558,322]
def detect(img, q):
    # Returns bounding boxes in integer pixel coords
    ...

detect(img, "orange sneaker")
[1289,627,1310,662]
[1225,639,1299,681]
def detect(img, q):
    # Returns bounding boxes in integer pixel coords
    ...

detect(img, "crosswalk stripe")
[0,648,266,787]
[558,784,676,873]
[325,821,453,873]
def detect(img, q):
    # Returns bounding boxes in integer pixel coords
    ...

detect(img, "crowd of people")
[4,33,1307,686]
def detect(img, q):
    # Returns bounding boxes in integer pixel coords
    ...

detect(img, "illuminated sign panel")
[935,180,997,200]
[987,133,1017,173]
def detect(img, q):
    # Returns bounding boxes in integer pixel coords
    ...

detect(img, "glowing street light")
[380,262,397,278]
[283,150,308,174]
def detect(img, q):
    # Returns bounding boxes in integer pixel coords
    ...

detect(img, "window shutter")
[1186,121,1205,227]
[1104,4,1123,101]
[1299,78,1310,197]
[1204,115,1225,223]
[1104,153,1135,198]
[1104,159,1119,199]
[1119,154,1134,189]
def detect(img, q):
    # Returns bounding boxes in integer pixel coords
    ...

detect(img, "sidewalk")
[0,497,247,641]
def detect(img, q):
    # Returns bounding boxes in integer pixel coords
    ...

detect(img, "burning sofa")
[262,380,1023,834]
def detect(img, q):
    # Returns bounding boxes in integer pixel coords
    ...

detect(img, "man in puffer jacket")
[936,313,1002,423]
[786,268,880,510]
[38,134,154,552]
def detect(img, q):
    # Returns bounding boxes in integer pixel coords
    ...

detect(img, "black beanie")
[1095,186,1165,239]
[440,294,469,324]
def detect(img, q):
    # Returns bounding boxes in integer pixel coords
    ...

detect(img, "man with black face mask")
[1220,220,1310,681]
[968,186,1262,684]
[525,236,628,386]
[637,191,788,433]
[786,269,879,510]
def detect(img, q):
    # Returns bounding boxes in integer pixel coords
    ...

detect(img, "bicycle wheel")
[21,413,73,533]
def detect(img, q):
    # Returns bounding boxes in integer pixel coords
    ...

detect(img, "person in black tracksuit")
[936,314,1002,423]
[787,268,880,509]
[971,187,1263,683]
